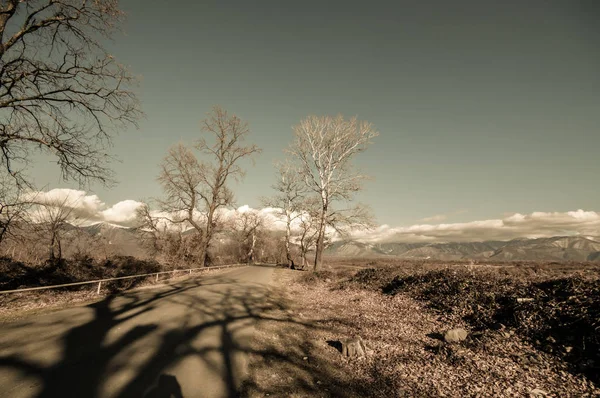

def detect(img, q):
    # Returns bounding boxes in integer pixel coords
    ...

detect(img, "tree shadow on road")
[144,374,184,398]
[0,269,381,397]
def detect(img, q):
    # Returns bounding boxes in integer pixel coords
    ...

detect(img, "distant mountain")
[82,222,133,235]
[325,236,600,262]
[65,222,600,263]
[78,222,144,256]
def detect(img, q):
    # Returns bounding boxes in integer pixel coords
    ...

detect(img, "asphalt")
[0,265,275,398]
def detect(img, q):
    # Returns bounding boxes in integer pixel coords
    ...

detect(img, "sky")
[26,0,600,242]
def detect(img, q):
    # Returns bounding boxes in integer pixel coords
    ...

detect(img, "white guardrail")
[0,263,245,295]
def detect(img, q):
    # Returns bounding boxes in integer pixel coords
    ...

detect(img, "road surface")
[0,265,274,398]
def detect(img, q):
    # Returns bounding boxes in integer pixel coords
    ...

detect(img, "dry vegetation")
[246,260,600,397]
[0,256,241,321]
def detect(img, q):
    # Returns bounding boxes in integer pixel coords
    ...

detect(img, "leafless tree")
[29,194,83,263]
[134,202,191,265]
[288,115,378,270]
[135,202,164,254]
[0,175,31,246]
[297,212,318,269]
[158,106,261,266]
[233,210,264,264]
[0,0,141,187]
[261,160,306,268]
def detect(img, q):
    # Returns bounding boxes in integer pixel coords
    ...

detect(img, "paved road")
[0,265,275,398]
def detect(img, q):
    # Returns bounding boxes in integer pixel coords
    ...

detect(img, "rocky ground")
[244,265,599,397]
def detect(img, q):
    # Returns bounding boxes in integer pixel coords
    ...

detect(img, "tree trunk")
[313,231,325,271]
[285,216,294,269]
[313,203,327,271]
[49,232,56,261]
[200,207,215,267]
[248,232,256,264]
[57,238,62,261]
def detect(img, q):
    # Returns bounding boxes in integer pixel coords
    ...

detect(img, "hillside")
[326,236,600,262]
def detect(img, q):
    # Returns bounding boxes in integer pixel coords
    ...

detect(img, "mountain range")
[325,236,600,262]
[69,223,600,263]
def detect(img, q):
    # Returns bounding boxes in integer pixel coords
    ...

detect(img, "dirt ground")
[244,265,599,397]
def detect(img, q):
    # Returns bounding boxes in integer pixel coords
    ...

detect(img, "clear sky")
[29,0,600,229]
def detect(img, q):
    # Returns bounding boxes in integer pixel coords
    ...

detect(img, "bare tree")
[288,115,378,270]
[0,0,141,187]
[30,194,82,263]
[261,160,306,268]
[158,106,261,266]
[135,201,166,255]
[297,212,318,269]
[134,202,190,265]
[0,175,30,246]
[233,210,264,264]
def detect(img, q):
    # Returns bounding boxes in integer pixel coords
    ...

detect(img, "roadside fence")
[0,263,245,295]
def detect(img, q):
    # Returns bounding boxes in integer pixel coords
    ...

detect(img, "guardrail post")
[156,273,159,282]
[189,269,192,274]
[97,281,102,295]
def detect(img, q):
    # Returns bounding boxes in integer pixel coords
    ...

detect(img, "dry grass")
[250,265,599,397]
[242,269,377,397]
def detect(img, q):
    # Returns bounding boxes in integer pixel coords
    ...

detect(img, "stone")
[341,336,367,357]
[444,328,469,343]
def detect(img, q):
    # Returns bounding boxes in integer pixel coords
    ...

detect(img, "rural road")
[0,265,275,398]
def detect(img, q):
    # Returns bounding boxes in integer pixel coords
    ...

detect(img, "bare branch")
[262,159,307,268]
[287,114,378,270]
[0,0,142,187]
[157,106,261,266]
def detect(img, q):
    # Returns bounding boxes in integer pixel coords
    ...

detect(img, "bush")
[382,268,600,384]
[297,270,337,284]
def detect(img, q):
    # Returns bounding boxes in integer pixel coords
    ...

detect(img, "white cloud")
[23,189,143,227]
[350,209,600,243]
[101,200,144,225]
[22,190,600,243]
[23,188,105,223]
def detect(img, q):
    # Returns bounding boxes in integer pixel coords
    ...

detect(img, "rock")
[444,328,469,343]
[341,336,367,357]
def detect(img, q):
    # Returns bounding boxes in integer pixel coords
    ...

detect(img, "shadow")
[144,374,184,398]
[425,332,444,342]
[326,340,343,353]
[1,266,375,397]
[424,343,445,355]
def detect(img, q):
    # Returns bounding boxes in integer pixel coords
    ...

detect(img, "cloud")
[22,189,600,243]
[24,189,143,227]
[350,210,600,243]
[101,200,144,225]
